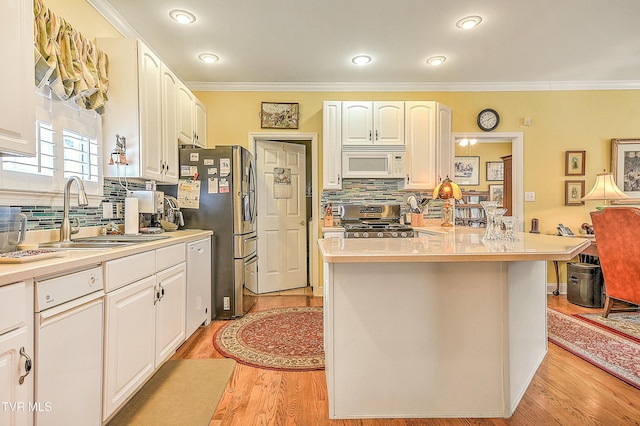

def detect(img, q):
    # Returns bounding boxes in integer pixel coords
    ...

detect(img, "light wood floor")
[173,290,640,425]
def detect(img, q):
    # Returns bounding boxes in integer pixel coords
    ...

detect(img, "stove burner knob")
[400,232,407,238]
[391,232,398,238]
[377,232,384,238]
[353,232,360,238]
[363,232,369,238]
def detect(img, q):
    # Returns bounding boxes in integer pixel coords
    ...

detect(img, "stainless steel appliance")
[130,190,164,227]
[341,204,414,238]
[161,146,257,319]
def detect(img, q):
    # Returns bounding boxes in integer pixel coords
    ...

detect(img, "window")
[0,87,103,202]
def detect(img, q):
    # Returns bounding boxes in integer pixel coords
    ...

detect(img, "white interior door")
[256,141,307,293]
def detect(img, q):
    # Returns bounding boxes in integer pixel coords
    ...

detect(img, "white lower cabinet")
[155,263,186,366]
[0,281,34,426]
[103,275,156,421]
[103,243,186,422]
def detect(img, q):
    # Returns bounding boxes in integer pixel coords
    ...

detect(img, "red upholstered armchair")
[590,207,640,317]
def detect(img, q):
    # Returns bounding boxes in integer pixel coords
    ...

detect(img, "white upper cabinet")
[342,102,404,146]
[323,101,343,189]
[178,83,206,148]
[399,102,451,191]
[194,97,207,148]
[0,0,35,156]
[177,82,195,145]
[161,64,179,183]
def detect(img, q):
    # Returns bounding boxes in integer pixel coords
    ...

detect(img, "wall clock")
[477,108,500,131]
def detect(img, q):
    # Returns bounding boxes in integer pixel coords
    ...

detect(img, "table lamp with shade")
[581,172,630,208]
[433,176,462,227]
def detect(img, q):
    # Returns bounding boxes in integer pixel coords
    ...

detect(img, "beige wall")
[45,0,121,40]
[196,90,640,235]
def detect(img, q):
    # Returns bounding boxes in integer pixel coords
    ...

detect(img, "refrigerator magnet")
[219,178,230,193]
[208,177,219,194]
[203,159,214,166]
[207,167,217,175]
[220,158,230,176]
[189,152,199,162]
[181,165,198,177]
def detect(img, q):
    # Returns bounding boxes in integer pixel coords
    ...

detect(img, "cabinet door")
[161,64,179,183]
[373,102,404,145]
[103,275,156,421]
[138,42,164,181]
[0,328,32,426]
[322,101,342,189]
[341,102,372,145]
[437,103,453,182]
[177,82,195,145]
[400,102,437,190]
[194,98,207,148]
[155,263,187,366]
[0,0,35,156]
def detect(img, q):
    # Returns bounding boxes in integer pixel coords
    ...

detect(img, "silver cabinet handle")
[368,130,372,140]
[19,347,32,385]
[375,130,379,140]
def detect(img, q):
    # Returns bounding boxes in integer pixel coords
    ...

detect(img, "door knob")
[300,220,305,226]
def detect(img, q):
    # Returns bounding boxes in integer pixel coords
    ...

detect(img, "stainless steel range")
[341,204,414,238]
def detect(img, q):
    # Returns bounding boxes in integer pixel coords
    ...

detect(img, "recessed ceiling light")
[198,53,219,63]
[456,15,482,30]
[169,9,196,24]
[352,55,372,65]
[426,56,446,66]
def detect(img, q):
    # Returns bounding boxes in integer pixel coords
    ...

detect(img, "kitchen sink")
[38,241,135,250]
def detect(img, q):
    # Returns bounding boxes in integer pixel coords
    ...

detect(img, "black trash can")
[567,262,605,308]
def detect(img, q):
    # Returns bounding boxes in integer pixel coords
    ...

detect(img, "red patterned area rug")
[213,306,324,371]
[547,308,640,389]
[575,312,640,344]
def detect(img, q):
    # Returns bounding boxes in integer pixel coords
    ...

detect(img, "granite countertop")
[0,229,213,286]
[318,227,590,263]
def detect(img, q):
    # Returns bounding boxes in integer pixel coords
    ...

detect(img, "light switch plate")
[525,192,536,202]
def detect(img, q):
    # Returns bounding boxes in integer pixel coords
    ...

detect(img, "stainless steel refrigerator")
[161,145,257,319]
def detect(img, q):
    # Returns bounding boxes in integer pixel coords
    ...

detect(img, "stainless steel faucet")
[60,176,89,242]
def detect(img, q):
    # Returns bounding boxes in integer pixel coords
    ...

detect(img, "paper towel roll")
[124,197,139,235]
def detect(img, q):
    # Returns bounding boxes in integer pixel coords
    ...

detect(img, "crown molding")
[86,0,141,38]
[186,80,640,92]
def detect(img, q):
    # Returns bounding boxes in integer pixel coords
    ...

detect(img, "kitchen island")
[318,228,589,419]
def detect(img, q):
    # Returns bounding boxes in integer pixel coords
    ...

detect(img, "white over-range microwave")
[342,150,405,178]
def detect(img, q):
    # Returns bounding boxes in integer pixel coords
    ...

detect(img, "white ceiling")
[89,0,640,91]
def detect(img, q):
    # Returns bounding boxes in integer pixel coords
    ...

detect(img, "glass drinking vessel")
[480,201,498,241]
[492,208,507,240]
[502,216,518,241]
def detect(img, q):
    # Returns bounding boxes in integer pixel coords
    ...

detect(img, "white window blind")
[0,87,103,202]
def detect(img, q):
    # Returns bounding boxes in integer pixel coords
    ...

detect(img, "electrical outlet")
[223,297,230,310]
[102,202,113,219]
[525,192,536,202]
[116,202,123,218]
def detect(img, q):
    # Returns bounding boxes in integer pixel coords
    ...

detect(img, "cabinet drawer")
[156,243,185,271]
[105,251,156,292]
[0,282,27,335]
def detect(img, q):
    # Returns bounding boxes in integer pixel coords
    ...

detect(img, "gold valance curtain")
[33,0,109,114]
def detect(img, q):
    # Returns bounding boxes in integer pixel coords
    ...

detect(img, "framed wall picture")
[489,184,504,207]
[454,156,480,185]
[611,138,640,204]
[564,180,585,206]
[260,102,299,129]
[565,150,586,176]
[486,161,504,181]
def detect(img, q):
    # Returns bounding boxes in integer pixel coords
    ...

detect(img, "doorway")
[451,132,524,231]
[249,132,320,295]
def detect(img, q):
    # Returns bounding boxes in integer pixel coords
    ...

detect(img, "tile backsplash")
[321,179,436,218]
[5,179,146,231]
